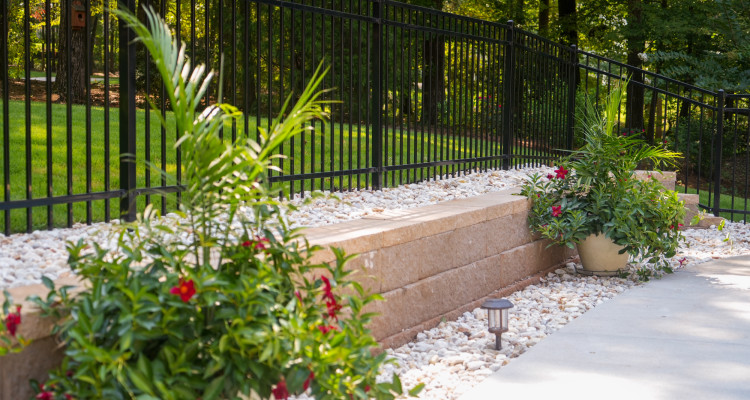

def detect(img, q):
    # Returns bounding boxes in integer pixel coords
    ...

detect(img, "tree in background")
[55,0,89,103]
[647,0,750,93]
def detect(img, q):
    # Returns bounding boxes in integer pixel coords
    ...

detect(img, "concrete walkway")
[459,255,750,400]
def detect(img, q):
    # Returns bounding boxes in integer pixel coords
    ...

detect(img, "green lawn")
[681,186,750,223]
[0,99,523,232]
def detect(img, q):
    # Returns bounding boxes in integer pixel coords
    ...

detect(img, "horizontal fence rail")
[1,0,748,234]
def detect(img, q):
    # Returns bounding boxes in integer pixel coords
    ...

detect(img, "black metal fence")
[577,50,750,222]
[0,0,747,234]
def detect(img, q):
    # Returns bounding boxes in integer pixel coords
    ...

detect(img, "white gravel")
[2,166,750,399]
[0,166,553,289]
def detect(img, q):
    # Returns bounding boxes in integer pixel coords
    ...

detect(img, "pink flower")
[678,257,688,267]
[554,166,569,179]
[170,278,196,303]
[272,379,290,400]
[295,291,303,303]
[551,206,562,217]
[4,305,21,337]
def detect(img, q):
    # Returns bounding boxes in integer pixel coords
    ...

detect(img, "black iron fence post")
[119,0,137,222]
[1,0,10,234]
[566,45,577,151]
[370,0,383,189]
[712,89,726,217]
[501,20,515,169]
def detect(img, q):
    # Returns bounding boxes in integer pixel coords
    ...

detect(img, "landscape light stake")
[481,298,514,350]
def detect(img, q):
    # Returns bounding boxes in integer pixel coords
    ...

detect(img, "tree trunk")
[421,36,445,126]
[539,0,549,37]
[513,0,525,26]
[557,0,578,46]
[625,0,645,135]
[55,0,88,104]
[88,13,99,73]
[0,7,5,88]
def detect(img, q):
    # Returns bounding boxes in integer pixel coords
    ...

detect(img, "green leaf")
[202,376,226,400]
[41,276,55,291]
[127,365,154,395]
[408,383,426,396]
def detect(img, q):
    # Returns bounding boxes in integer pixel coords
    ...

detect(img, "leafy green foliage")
[0,291,31,356]
[520,81,686,279]
[19,7,420,399]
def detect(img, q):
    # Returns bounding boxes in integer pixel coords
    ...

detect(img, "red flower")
[320,276,342,321]
[547,174,554,180]
[678,223,684,229]
[670,225,674,230]
[318,324,338,334]
[5,305,21,337]
[272,379,290,400]
[678,257,688,267]
[242,236,271,251]
[170,278,196,303]
[551,205,562,217]
[295,291,303,303]
[36,385,53,400]
[554,166,569,179]
[622,132,628,136]
[303,371,315,391]
[65,395,74,400]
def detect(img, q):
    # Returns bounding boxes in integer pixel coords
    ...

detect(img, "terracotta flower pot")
[576,233,629,275]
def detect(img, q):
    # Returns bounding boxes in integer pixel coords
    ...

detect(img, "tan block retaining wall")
[0,188,575,399]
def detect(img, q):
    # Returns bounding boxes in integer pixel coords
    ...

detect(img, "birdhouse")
[71,1,86,30]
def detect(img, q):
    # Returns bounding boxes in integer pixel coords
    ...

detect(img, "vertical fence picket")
[370,0,383,189]
[118,0,137,222]
[501,20,514,169]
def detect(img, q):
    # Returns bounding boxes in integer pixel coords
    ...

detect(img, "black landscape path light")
[481,298,513,350]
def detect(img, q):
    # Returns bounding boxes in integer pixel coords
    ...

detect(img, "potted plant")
[520,82,686,280]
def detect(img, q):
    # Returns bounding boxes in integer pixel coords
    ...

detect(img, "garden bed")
[1,187,575,398]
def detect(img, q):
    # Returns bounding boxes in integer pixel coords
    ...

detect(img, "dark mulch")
[0,79,152,108]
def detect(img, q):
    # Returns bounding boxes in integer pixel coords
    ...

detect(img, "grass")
[681,186,750,223]
[0,98,529,233]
